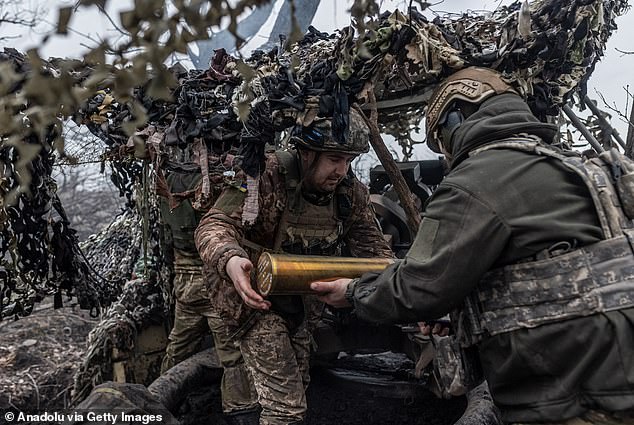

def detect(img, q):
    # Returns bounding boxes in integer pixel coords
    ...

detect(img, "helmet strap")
[438,108,464,157]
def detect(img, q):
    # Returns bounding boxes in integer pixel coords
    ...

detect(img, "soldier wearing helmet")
[195,107,393,425]
[157,147,259,425]
[313,67,634,424]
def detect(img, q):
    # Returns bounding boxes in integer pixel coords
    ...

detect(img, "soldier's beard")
[303,177,338,195]
[301,184,334,205]
[301,155,339,194]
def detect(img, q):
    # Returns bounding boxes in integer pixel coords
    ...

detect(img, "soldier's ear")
[297,148,315,164]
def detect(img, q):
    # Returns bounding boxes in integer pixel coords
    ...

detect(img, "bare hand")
[418,321,450,337]
[310,278,353,309]
[226,256,271,310]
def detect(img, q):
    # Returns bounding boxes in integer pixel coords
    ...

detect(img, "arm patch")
[407,218,439,262]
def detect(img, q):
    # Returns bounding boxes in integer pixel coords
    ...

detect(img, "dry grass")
[0,302,99,413]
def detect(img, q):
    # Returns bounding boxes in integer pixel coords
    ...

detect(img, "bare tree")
[53,122,125,241]
[594,87,634,157]
[54,163,125,241]
[0,0,46,42]
[626,101,634,158]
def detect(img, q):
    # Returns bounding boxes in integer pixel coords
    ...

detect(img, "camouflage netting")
[67,172,171,402]
[0,0,629,321]
[71,276,167,404]
[0,0,629,404]
[78,209,143,284]
[0,48,172,319]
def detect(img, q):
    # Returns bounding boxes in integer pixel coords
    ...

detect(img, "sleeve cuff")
[344,278,359,307]
[216,245,249,280]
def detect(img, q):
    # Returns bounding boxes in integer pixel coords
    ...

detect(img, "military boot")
[223,407,260,425]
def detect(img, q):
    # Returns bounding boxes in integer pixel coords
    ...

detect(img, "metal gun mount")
[369,159,446,257]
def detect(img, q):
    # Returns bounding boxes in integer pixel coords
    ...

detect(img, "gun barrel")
[256,252,394,296]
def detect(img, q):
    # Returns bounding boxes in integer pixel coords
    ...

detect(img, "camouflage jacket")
[195,151,393,329]
[349,95,634,422]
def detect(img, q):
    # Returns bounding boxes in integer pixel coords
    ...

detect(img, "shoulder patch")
[214,185,247,215]
[407,218,439,262]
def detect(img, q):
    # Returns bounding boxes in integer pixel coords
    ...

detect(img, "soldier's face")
[301,151,356,193]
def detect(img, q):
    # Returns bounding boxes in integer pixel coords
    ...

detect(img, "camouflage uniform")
[346,79,634,423]
[159,165,258,416]
[195,147,393,424]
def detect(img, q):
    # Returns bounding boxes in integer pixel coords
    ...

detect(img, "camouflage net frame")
[0,0,629,321]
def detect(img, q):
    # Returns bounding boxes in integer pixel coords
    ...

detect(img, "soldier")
[194,108,394,425]
[312,67,634,424]
[158,149,259,425]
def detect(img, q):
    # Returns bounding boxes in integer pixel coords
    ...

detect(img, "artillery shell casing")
[256,252,394,296]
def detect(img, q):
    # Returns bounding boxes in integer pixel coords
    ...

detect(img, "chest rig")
[272,150,352,256]
[453,137,634,347]
[160,172,205,257]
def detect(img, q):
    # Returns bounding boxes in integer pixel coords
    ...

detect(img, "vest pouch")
[162,172,204,253]
[430,336,467,399]
[598,148,634,220]
[430,336,484,399]
[617,172,634,219]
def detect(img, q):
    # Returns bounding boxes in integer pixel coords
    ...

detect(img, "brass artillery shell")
[256,252,394,296]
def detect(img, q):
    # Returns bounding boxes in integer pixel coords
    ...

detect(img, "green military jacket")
[349,94,634,422]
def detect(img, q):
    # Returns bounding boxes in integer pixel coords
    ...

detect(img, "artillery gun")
[1,0,629,422]
[69,158,498,425]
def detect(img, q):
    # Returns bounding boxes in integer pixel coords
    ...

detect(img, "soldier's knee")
[215,344,244,368]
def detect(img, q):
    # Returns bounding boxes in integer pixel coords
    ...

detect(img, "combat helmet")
[291,109,370,155]
[425,67,518,153]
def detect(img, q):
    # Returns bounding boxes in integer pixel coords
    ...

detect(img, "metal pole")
[582,97,626,150]
[562,105,605,153]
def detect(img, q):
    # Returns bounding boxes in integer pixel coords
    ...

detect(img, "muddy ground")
[0,304,465,425]
[177,353,466,425]
[178,379,465,425]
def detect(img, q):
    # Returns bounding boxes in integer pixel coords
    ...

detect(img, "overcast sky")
[2,0,633,156]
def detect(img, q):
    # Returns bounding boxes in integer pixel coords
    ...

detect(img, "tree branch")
[615,47,634,55]
[95,3,129,37]
[626,101,634,159]
[354,93,422,237]
[596,88,634,129]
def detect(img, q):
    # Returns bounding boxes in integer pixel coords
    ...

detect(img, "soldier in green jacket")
[159,148,258,425]
[312,67,634,424]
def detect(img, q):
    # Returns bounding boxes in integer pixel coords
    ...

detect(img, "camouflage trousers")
[161,272,258,414]
[510,409,634,425]
[239,311,312,425]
